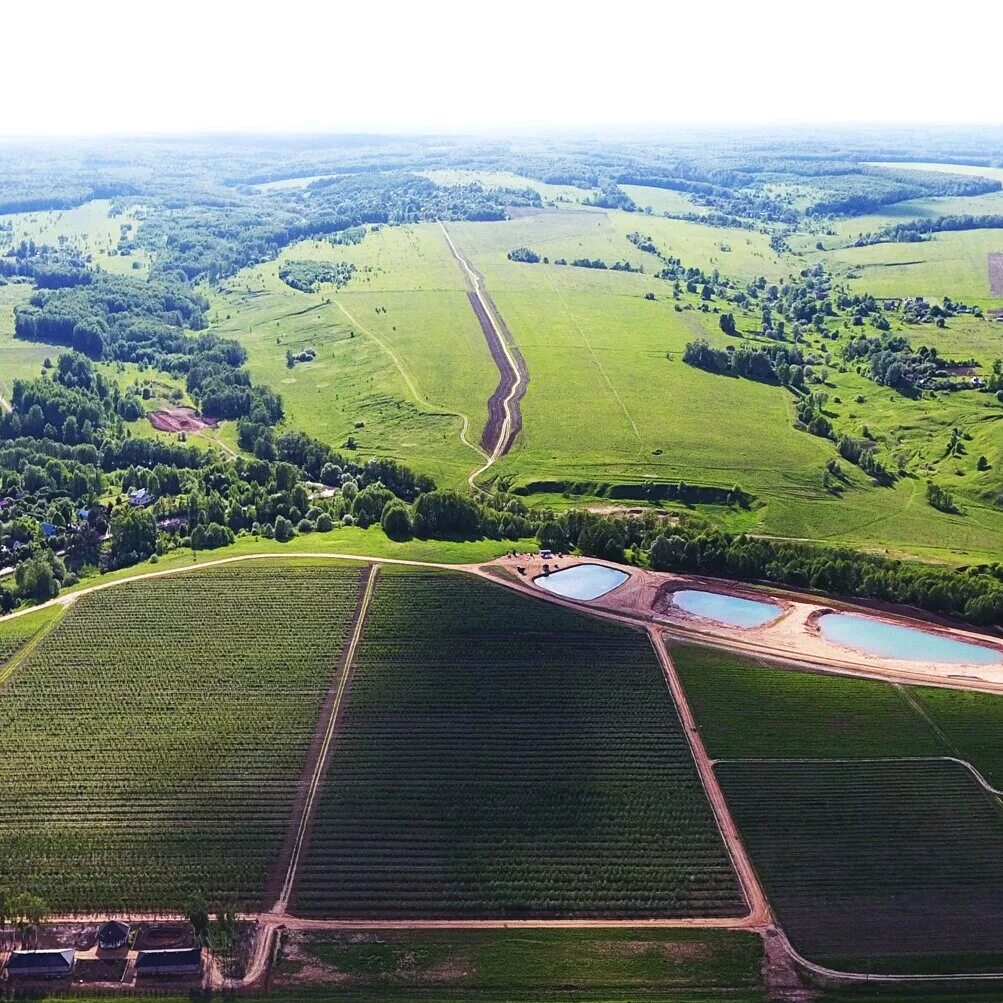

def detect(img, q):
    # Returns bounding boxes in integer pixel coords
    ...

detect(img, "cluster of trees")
[0,240,92,289]
[682,338,809,388]
[842,334,971,392]
[582,185,636,211]
[278,259,355,292]
[627,232,734,299]
[926,481,960,514]
[507,247,540,263]
[837,435,894,484]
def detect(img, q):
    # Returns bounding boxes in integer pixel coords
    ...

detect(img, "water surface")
[673,589,780,628]
[535,564,629,601]
[819,612,1002,665]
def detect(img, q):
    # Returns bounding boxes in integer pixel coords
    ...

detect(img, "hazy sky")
[5,0,999,136]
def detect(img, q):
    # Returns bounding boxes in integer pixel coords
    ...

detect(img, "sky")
[4,0,1000,136]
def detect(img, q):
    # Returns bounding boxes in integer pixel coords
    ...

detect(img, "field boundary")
[712,754,1003,797]
[649,630,770,928]
[272,563,379,913]
[0,607,66,689]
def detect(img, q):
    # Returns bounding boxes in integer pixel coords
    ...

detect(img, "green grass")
[286,928,763,996]
[621,185,709,217]
[672,645,943,760]
[294,568,742,918]
[210,224,498,487]
[717,758,1003,973]
[0,199,149,276]
[0,562,362,910]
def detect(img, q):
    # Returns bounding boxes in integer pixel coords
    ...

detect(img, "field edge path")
[272,564,379,914]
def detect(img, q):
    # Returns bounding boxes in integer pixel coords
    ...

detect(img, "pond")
[673,589,781,628]
[534,563,629,601]
[818,612,1003,665]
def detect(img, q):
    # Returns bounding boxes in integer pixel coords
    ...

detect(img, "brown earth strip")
[989,252,1003,296]
[465,289,529,454]
[267,564,379,911]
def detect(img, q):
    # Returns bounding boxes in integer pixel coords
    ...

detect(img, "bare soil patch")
[467,290,528,455]
[148,406,220,433]
[134,922,194,951]
[989,252,1003,295]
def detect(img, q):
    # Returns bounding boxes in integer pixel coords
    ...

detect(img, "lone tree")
[719,313,737,336]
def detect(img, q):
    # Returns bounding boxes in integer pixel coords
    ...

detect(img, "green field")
[279,927,763,998]
[0,561,362,911]
[672,645,943,760]
[0,605,63,671]
[716,759,1003,973]
[210,224,498,487]
[294,568,743,918]
[909,684,1003,787]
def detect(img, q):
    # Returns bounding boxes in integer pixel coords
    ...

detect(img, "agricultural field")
[277,927,764,998]
[0,605,63,672]
[293,568,743,918]
[908,684,1003,788]
[716,759,1003,973]
[672,645,943,760]
[0,561,363,911]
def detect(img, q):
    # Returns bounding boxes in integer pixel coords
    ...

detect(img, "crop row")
[0,606,62,668]
[0,563,362,912]
[716,759,1003,971]
[672,644,942,760]
[294,570,743,918]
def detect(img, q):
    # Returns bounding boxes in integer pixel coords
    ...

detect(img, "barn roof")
[135,947,202,971]
[6,949,75,974]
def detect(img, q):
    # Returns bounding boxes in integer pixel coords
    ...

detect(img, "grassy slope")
[210,224,498,487]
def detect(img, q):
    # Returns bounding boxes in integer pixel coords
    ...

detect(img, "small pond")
[819,612,1003,665]
[673,589,781,628]
[534,563,629,601]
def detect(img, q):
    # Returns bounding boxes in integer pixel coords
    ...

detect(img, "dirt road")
[439,223,526,488]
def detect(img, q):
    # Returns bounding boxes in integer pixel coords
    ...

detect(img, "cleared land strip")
[440,223,527,484]
[273,563,379,913]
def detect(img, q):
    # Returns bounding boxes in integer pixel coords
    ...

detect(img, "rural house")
[135,947,202,977]
[5,949,75,978]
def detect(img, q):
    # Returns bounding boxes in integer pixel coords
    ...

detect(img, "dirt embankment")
[466,289,528,455]
[148,406,219,433]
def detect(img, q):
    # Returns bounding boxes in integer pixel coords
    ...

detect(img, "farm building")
[5,949,75,978]
[135,947,202,977]
[128,487,154,507]
[97,920,130,950]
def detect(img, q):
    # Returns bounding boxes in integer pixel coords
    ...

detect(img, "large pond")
[673,589,781,628]
[534,563,629,601]
[819,612,1003,665]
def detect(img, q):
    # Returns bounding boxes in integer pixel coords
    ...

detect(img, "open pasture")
[716,759,1003,973]
[294,568,743,918]
[211,224,499,487]
[0,561,362,911]
[0,198,149,276]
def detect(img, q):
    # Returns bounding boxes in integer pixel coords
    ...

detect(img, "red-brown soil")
[148,406,220,433]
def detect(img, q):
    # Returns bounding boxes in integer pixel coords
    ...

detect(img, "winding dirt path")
[332,297,486,463]
[439,223,527,489]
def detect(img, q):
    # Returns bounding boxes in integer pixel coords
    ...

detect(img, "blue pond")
[819,612,1002,665]
[673,589,780,628]
[534,563,629,601]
